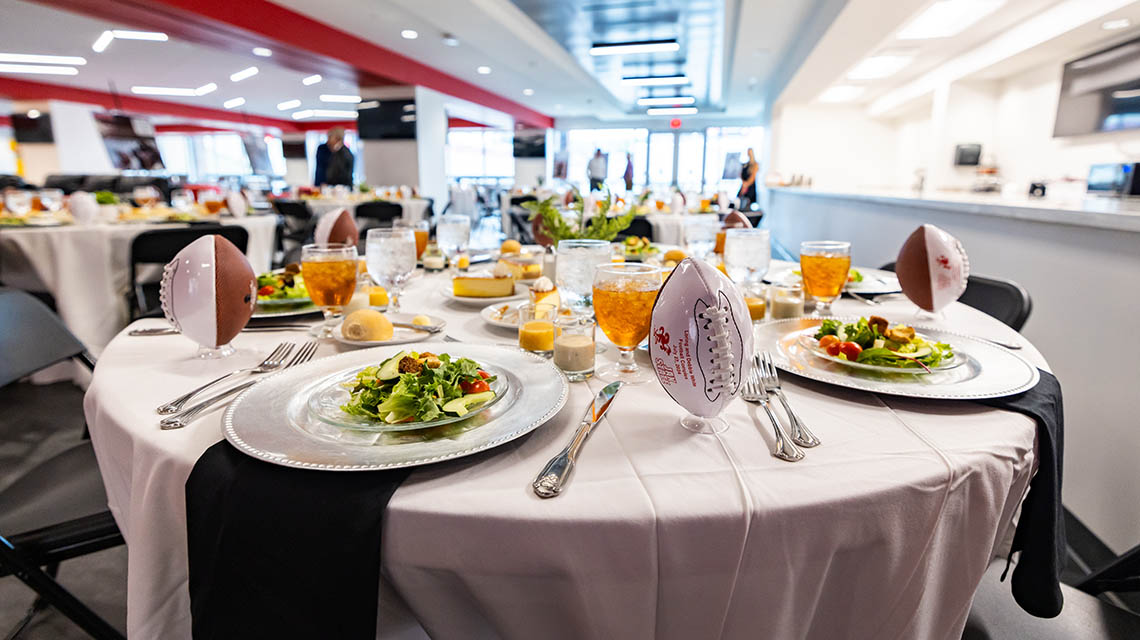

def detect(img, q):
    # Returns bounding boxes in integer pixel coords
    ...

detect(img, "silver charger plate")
[252,302,321,319]
[765,262,902,295]
[223,342,569,470]
[756,317,1039,400]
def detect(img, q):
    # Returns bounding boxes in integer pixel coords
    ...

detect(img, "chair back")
[879,262,1032,331]
[272,200,315,264]
[42,175,85,194]
[355,201,403,228]
[617,216,654,242]
[128,226,250,317]
[0,288,88,388]
[510,195,538,208]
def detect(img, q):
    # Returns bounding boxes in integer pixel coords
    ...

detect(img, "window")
[565,128,648,193]
[676,132,705,193]
[156,135,193,178]
[647,132,674,190]
[446,129,514,179]
[704,126,765,193]
[194,133,252,177]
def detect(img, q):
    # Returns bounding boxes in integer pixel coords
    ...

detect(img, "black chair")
[616,216,655,242]
[272,199,315,266]
[128,226,249,319]
[354,201,404,240]
[79,175,120,195]
[0,174,33,190]
[510,195,538,208]
[880,262,1032,331]
[746,212,763,228]
[0,288,125,640]
[115,175,173,203]
[41,175,86,195]
[509,210,536,244]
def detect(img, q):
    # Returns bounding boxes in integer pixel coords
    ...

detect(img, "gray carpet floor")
[0,381,128,639]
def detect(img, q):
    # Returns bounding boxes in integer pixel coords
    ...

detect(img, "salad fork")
[740,369,804,462]
[156,343,294,415]
[757,352,821,448]
[160,341,319,430]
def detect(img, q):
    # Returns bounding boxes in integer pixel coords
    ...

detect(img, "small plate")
[480,301,525,328]
[307,362,508,432]
[333,312,445,347]
[795,329,962,374]
[439,281,528,307]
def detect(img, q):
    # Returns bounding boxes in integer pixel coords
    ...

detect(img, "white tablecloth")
[646,213,720,245]
[0,216,276,356]
[307,198,431,224]
[84,272,1044,639]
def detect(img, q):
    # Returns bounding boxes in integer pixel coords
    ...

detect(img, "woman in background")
[315,127,354,186]
[738,148,758,211]
[623,152,634,192]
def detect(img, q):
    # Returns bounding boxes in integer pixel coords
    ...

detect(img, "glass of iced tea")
[593,263,661,384]
[301,243,358,338]
[200,191,224,215]
[800,241,851,316]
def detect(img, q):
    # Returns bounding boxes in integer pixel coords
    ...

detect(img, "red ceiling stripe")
[448,117,490,128]
[0,115,11,126]
[31,0,554,128]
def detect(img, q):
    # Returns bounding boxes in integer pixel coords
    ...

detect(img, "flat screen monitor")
[281,140,307,159]
[357,100,416,140]
[95,114,164,170]
[1055,36,1140,136]
[954,144,982,166]
[513,129,546,158]
[12,114,53,143]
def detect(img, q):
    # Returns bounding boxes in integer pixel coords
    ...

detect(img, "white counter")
[769,187,1140,234]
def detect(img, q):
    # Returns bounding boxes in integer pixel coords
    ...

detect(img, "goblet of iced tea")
[301,243,358,338]
[593,263,660,384]
[800,241,851,316]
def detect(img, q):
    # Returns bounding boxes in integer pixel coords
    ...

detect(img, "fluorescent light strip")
[0,63,78,76]
[319,94,362,103]
[224,97,246,109]
[1103,18,1131,30]
[476,66,491,74]
[400,114,416,122]
[846,55,913,80]
[590,39,679,56]
[646,106,697,115]
[622,75,688,86]
[0,53,86,65]
[230,66,258,82]
[131,86,197,96]
[637,95,695,106]
[277,99,301,110]
[896,0,1006,40]
[111,30,168,41]
[92,31,114,53]
[302,74,322,85]
[195,83,217,96]
[818,85,865,102]
[252,47,272,57]
[292,109,358,120]
[357,101,380,109]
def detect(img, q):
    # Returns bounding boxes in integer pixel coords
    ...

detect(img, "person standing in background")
[738,147,759,211]
[315,127,355,187]
[587,149,607,192]
[623,152,634,192]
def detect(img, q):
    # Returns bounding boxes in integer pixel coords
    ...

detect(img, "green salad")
[256,264,308,301]
[814,316,953,371]
[341,351,497,424]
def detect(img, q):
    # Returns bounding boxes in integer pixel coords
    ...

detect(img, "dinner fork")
[740,369,804,462]
[159,341,319,430]
[156,343,295,415]
[756,352,821,448]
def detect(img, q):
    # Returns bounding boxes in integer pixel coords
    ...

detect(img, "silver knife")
[532,381,623,499]
[129,324,312,336]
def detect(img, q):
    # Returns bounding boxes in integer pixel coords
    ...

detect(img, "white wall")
[514,157,546,188]
[928,81,1000,191]
[49,100,113,174]
[361,138,420,189]
[769,103,899,191]
[414,86,448,209]
[0,99,15,175]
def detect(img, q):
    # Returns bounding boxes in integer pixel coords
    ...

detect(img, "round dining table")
[84,269,1043,640]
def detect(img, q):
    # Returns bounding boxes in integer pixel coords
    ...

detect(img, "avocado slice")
[377,350,410,380]
[442,391,495,417]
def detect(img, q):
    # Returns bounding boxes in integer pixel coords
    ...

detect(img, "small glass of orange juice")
[741,282,767,323]
[518,303,559,357]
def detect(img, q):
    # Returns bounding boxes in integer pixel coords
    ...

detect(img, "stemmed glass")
[592,263,661,384]
[38,188,64,213]
[800,241,851,316]
[170,189,195,212]
[436,214,470,273]
[200,191,224,215]
[133,185,161,208]
[724,228,771,283]
[301,243,358,338]
[395,219,431,260]
[684,217,721,260]
[4,190,32,216]
[365,228,416,312]
[555,239,611,317]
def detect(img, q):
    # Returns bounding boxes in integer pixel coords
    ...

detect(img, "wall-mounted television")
[1055,36,1140,137]
[357,100,416,140]
[95,114,163,170]
[513,129,546,157]
[12,114,53,143]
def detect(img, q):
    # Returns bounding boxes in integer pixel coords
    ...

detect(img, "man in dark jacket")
[314,127,354,186]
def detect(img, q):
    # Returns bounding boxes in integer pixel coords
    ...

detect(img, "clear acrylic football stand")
[196,343,237,359]
[680,305,738,434]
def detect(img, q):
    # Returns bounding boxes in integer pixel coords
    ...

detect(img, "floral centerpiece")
[522,188,635,244]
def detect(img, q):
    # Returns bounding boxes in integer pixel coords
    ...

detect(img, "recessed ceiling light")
[0,63,78,76]
[896,0,1006,40]
[818,85,865,103]
[401,29,418,39]
[92,31,114,53]
[230,66,259,82]
[646,106,697,115]
[112,30,168,41]
[292,109,358,120]
[357,101,380,109]
[637,95,696,106]
[130,85,198,96]
[589,39,680,56]
[0,53,87,65]
[320,94,361,103]
[223,97,245,109]
[302,74,322,85]
[277,99,301,110]
[523,88,534,96]
[1103,18,1131,30]
[26,109,40,118]
[442,34,459,47]
[400,114,416,122]
[621,75,689,86]
[252,47,272,57]
[402,104,416,112]
[195,83,217,96]
[477,66,491,74]
[846,55,914,80]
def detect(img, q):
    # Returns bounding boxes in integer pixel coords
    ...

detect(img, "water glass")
[724,228,771,284]
[38,188,64,212]
[517,302,559,357]
[684,217,720,259]
[554,317,596,381]
[170,189,195,212]
[133,185,161,208]
[4,190,32,216]
[800,241,851,316]
[593,263,661,384]
[436,214,470,271]
[365,228,416,312]
[555,239,611,316]
[301,243,358,338]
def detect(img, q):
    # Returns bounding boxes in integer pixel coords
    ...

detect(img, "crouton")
[398,356,423,374]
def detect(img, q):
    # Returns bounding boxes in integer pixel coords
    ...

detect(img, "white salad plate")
[765,261,902,295]
[439,282,528,307]
[794,329,964,374]
[332,313,446,347]
[756,317,1039,400]
[223,343,569,470]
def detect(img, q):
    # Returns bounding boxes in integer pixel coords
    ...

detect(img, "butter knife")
[532,381,623,499]
[129,324,311,336]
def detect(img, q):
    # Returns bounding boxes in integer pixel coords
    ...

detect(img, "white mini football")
[649,258,753,418]
[160,235,256,349]
[224,191,247,218]
[895,224,970,313]
[313,207,358,246]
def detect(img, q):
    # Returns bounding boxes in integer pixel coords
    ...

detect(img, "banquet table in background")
[0,215,276,355]
[306,198,432,225]
[644,212,720,245]
[84,268,1045,640]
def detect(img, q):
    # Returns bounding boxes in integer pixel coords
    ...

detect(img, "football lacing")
[698,306,735,395]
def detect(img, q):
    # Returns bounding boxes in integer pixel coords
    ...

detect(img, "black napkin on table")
[185,441,410,640]
[978,369,1065,618]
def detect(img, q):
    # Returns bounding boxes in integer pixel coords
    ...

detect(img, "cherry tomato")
[818,335,840,350]
[257,285,275,297]
[476,370,490,379]
[460,379,490,394]
[839,342,863,360]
